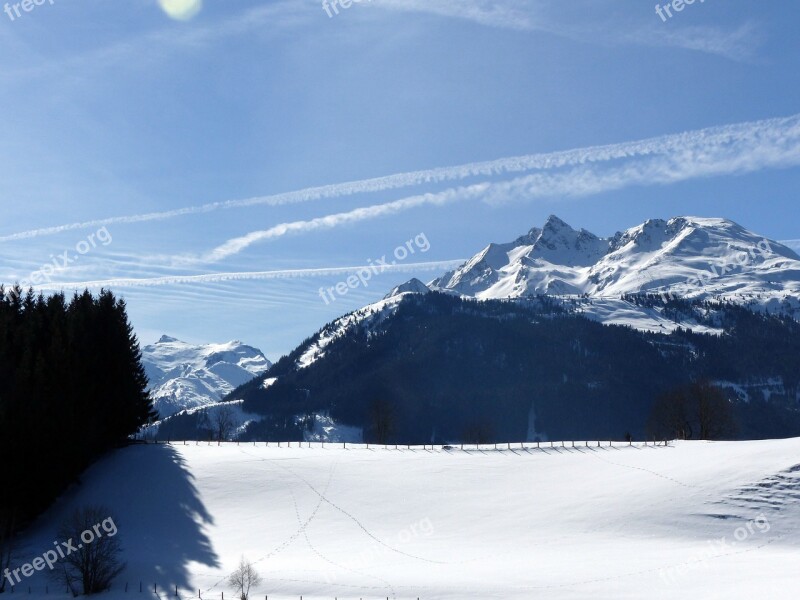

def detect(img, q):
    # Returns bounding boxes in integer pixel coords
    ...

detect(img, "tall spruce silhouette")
[0,286,156,534]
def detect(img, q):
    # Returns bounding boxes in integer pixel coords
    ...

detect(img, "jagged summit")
[142,337,271,418]
[384,278,431,299]
[418,215,800,301]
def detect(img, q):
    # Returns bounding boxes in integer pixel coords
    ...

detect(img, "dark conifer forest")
[0,286,155,533]
[225,293,800,444]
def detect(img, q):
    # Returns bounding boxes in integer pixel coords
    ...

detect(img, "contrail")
[189,115,800,263]
[3,112,799,243]
[198,184,488,263]
[34,260,466,290]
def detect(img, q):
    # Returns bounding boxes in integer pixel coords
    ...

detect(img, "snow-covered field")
[15,439,800,599]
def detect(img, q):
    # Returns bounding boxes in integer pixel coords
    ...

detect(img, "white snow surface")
[302,413,363,443]
[142,336,271,418]
[15,438,800,600]
[373,215,800,333]
[430,215,800,303]
[296,296,403,370]
[285,216,800,373]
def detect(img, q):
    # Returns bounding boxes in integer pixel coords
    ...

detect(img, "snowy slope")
[295,295,405,370]
[380,215,800,332]
[290,215,800,376]
[142,336,271,418]
[430,215,800,304]
[15,439,800,600]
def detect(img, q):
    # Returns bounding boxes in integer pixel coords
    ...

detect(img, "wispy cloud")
[193,185,489,263]
[4,113,799,244]
[167,112,800,263]
[375,0,760,61]
[0,2,306,85]
[624,22,761,62]
[376,0,539,31]
[36,260,465,290]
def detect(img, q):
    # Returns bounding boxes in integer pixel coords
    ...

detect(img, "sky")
[1,0,799,360]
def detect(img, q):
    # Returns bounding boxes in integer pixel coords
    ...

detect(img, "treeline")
[230,292,800,444]
[0,287,155,534]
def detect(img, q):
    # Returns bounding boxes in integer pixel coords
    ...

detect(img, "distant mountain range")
[401,215,800,332]
[156,216,800,443]
[142,336,271,418]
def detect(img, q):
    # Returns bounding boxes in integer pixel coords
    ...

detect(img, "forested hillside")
[0,287,155,535]
[229,293,800,444]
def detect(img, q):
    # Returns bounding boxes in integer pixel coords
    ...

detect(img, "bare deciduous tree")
[694,380,737,440]
[211,405,239,441]
[647,388,693,440]
[228,556,261,600]
[369,399,395,444]
[647,381,736,441]
[51,506,124,596]
[462,421,495,445]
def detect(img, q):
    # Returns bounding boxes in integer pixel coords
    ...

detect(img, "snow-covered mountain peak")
[527,214,608,267]
[418,215,800,329]
[385,278,431,299]
[511,226,542,247]
[142,337,271,418]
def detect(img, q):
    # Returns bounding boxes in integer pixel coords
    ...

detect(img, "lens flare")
[158,0,202,21]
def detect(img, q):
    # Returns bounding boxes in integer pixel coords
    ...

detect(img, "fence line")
[6,583,424,600]
[131,439,672,451]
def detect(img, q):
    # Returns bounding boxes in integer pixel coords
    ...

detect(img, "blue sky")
[1,0,799,359]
